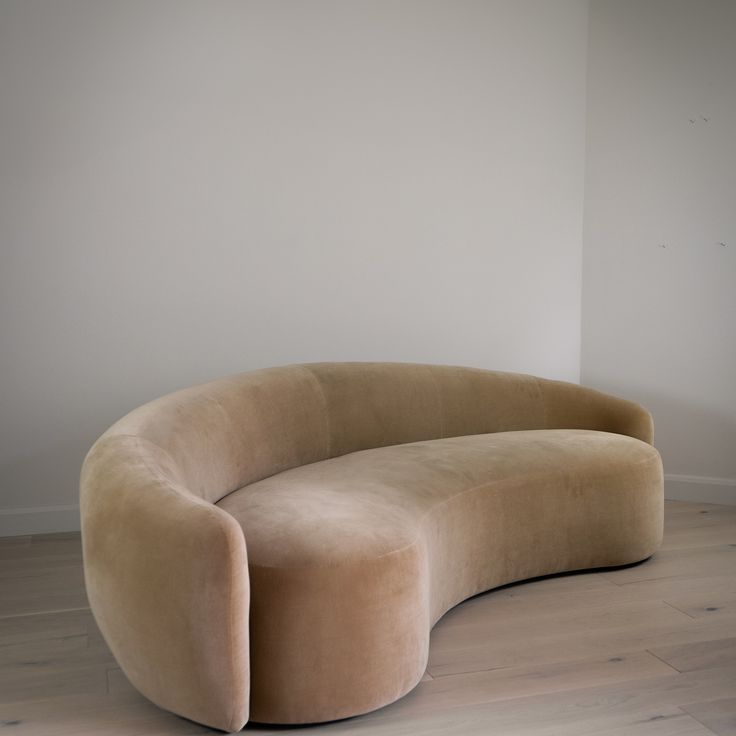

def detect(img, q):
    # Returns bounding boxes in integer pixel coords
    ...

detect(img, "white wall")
[582,0,736,504]
[0,1,589,534]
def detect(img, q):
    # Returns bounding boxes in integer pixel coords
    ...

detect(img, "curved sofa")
[80,363,663,731]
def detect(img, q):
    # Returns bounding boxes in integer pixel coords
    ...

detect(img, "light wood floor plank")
[362,651,677,720]
[599,544,736,585]
[0,627,117,704]
[681,697,736,736]
[650,637,736,673]
[664,591,736,621]
[0,535,31,550]
[0,568,88,617]
[428,599,714,676]
[0,608,93,646]
[612,573,736,601]
[0,690,215,735]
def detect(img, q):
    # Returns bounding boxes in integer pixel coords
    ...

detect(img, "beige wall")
[0,1,588,533]
[582,0,736,504]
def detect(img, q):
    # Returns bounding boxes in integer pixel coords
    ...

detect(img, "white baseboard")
[0,504,81,537]
[665,474,736,506]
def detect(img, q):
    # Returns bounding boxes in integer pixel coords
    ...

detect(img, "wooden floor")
[1,500,735,735]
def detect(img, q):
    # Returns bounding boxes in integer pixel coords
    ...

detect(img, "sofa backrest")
[97,362,653,504]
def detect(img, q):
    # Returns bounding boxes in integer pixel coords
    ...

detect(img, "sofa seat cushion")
[217,428,659,570]
[216,427,662,724]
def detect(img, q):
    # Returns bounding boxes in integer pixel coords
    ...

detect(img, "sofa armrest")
[537,379,655,445]
[80,434,249,732]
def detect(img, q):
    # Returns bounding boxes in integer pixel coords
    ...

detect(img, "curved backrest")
[99,362,653,504]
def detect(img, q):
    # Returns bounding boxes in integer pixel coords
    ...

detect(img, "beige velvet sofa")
[80,363,663,731]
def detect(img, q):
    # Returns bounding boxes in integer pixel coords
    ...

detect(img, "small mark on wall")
[655,241,730,251]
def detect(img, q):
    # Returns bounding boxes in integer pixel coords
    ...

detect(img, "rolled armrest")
[80,434,249,732]
[537,378,655,445]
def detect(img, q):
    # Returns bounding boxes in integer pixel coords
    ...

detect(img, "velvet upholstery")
[80,363,663,731]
